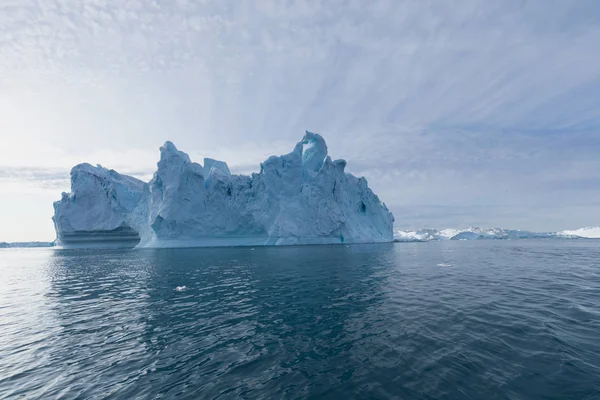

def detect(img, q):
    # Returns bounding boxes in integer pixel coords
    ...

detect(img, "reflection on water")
[1,241,600,399]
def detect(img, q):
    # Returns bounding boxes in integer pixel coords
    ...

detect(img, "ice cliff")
[52,163,147,247]
[53,132,395,248]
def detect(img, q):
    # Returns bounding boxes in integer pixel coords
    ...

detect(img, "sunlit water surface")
[1,241,599,399]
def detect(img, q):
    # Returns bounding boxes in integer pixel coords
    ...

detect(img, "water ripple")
[1,241,600,399]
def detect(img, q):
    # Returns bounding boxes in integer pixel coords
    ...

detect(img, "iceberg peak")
[203,158,231,177]
[159,141,191,164]
[300,130,328,174]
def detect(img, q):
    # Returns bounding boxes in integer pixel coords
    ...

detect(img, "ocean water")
[1,241,599,399]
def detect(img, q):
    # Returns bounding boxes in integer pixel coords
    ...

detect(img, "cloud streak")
[0,0,599,240]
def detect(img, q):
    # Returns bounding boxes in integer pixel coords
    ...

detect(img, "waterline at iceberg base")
[52,132,395,249]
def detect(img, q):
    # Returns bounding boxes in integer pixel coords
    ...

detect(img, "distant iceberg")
[53,132,395,248]
[0,242,55,249]
[394,227,600,242]
[557,227,600,239]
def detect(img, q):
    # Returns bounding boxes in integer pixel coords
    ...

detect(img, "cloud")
[0,0,599,240]
[0,167,68,181]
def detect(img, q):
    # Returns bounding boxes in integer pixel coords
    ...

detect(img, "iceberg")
[557,227,600,239]
[0,242,54,248]
[394,227,600,242]
[53,131,395,248]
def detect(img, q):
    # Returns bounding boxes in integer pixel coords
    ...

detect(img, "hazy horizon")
[1,1,599,241]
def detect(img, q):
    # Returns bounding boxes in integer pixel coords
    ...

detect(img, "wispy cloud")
[0,0,599,240]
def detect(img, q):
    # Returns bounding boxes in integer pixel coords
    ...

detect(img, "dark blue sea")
[1,241,599,399]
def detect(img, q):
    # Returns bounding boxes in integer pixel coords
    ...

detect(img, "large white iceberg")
[53,132,395,248]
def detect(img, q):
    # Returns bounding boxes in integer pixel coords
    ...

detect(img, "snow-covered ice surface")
[394,227,600,242]
[53,132,395,248]
[558,227,600,239]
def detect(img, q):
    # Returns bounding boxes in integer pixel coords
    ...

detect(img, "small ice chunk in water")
[175,286,187,291]
[437,263,452,267]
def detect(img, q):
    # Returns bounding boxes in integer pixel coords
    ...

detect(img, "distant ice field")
[394,226,600,242]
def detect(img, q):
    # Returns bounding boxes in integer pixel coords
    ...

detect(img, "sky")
[1,0,599,241]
